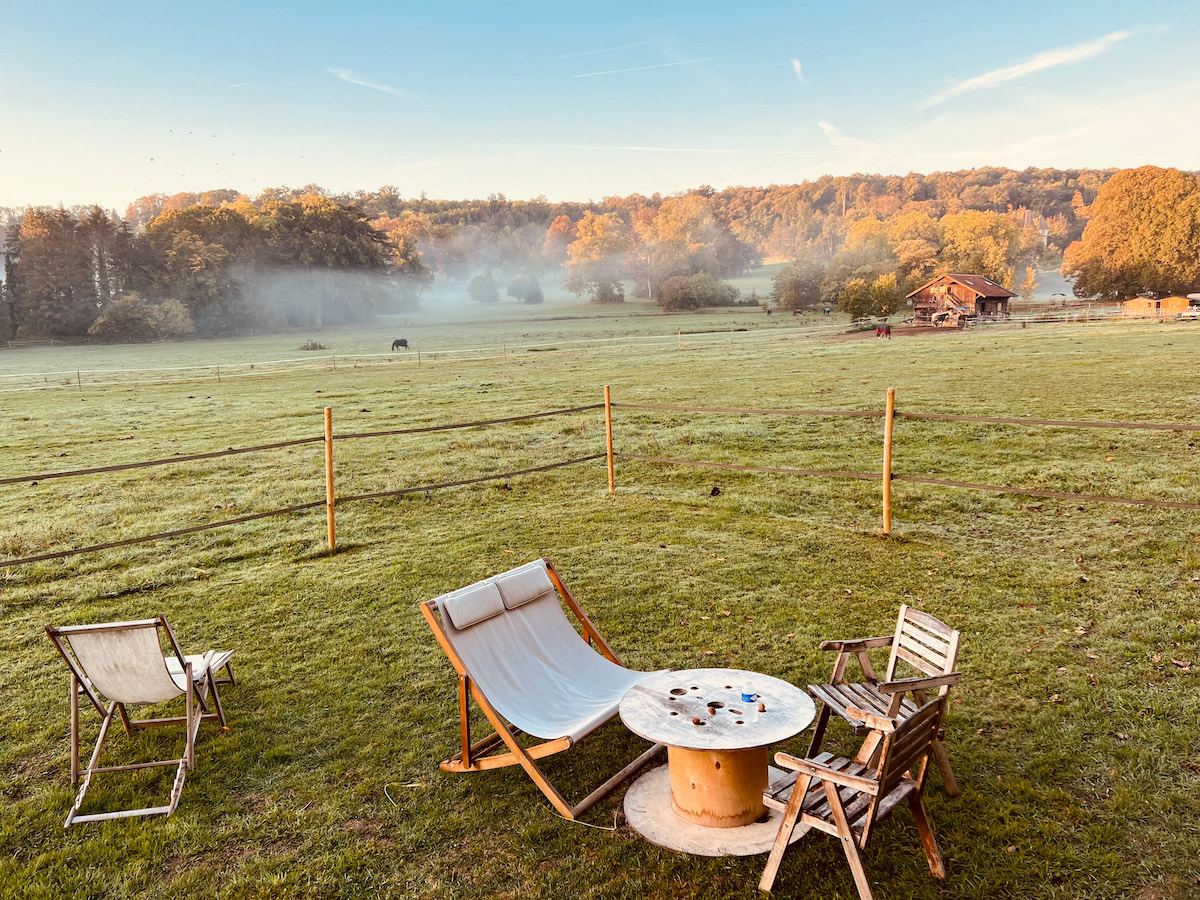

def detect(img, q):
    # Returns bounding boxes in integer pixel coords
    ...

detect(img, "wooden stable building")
[1122,295,1196,318]
[906,274,1016,326]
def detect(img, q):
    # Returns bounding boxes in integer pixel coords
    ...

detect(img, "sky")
[2,1,1199,210]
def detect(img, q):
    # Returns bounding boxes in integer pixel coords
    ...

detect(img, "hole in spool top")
[670,688,687,696]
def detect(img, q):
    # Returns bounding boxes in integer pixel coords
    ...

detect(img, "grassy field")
[1,313,1199,900]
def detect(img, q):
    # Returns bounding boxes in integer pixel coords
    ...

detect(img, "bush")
[468,272,499,303]
[87,293,194,341]
[299,340,327,351]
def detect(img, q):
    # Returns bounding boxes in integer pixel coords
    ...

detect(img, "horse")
[391,339,409,351]
[875,322,891,339]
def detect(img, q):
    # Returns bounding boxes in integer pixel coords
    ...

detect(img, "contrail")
[568,144,848,155]
[555,40,665,59]
[572,56,730,78]
[328,67,406,97]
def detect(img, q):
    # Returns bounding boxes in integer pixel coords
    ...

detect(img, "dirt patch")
[826,324,968,342]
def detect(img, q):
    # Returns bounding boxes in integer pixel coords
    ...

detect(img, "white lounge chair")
[44,615,234,826]
[420,558,665,819]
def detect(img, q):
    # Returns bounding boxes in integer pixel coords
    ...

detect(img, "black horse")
[391,339,409,351]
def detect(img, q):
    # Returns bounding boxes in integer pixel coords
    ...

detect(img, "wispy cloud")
[918,30,1131,109]
[327,67,407,98]
[791,58,807,84]
[568,144,846,155]
[227,82,248,88]
[572,56,730,78]
[816,121,875,153]
[555,40,665,59]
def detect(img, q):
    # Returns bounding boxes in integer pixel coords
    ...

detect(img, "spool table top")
[619,667,815,752]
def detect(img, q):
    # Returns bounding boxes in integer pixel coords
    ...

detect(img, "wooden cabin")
[1122,295,1196,318]
[906,274,1016,326]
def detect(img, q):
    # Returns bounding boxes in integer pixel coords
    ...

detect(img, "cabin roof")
[906,273,1018,300]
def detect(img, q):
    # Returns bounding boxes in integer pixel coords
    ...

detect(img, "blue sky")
[2,1,1198,208]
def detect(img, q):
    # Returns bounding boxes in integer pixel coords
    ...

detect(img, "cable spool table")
[619,667,815,856]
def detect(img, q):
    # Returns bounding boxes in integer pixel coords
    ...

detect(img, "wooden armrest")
[818,636,893,652]
[877,672,963,693]
[845,706,897,733]
[773,752,881,794]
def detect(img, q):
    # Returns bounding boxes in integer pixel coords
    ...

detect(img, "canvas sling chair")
[807,604,963,796]
[420,558,666,820]
[44,615,235,827]
[759,697,948,898]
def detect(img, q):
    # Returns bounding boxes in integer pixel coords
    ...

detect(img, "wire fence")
[5,309,1181,393]
[3,388,1198,571]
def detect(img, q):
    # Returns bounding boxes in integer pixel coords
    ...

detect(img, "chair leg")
[185,666,195,771]
[931,738,959,797]
[69,674,80,785]
[823,781,874,900]
[806,705,831,758]
[66,702,116,828]
[908,793,945,879]
[759,774,812,892]
[206,670,229,729]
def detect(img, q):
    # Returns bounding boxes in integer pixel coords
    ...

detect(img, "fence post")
[324,407,336,550]
[882,387,895,534]
[604,385,615,493]
[76,370,81,392]
[417,348,421,367]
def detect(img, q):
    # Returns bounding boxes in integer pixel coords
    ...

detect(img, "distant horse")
[765,308,772,316]
[875,322,891,339]
[391,339,409,351]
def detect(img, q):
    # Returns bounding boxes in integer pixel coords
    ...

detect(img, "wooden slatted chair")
[44,615,235,827]
[807,605,962,796]
[420,558,666,820]
[759,697,947,898]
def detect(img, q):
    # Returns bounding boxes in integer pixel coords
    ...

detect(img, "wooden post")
[503,343,507,361]
[324,407,336,550]
[604,385,615,493]
[331,353,336,369]
[216,364,221,382]
[678,330,682,349]
[882,387,895,535]
[76,370,82,392]
[417,348,422,367]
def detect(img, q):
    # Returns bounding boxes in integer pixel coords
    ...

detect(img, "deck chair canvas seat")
[45,615,234,827]
[759,698,948,899]
[807,604,962,796]
[421,558,666,819]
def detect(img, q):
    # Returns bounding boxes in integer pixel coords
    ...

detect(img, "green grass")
[2,314,1199,899]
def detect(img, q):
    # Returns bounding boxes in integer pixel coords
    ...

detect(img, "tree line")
[8,165,1187,342]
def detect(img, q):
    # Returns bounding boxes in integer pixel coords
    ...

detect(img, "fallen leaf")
[1086,652,1099,660]
[936,552,946,558]
[1116,733,1129,740]
[1172,659,1192,668]
[1047,693,1063,703]
[1006,845,1017,854]
[1056,667,1068,674]
[1087,673,1098,685]
[1151,653,1162,664]
[721,610,731,617]
[1106,455,1114,461]
[701,649,714,655]
[699,615,710,620]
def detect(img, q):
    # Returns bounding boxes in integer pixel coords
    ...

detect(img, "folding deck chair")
[44,615,235,827]
[420,558,666,820]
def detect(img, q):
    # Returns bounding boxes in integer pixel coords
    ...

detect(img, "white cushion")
[442,582,506,629]
[497,561,557,610]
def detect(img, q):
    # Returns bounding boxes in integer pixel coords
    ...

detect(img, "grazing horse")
[391,339,409,351]
[875,322,891,339]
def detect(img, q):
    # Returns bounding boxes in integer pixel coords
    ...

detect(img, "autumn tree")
[468,271,499,303]
[1063,166,1200,299]
[938,211,1019,288]
[839,277,872,320]
[564,211,628,303]
[1018,266,1039,300]
[770,260,826,311]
